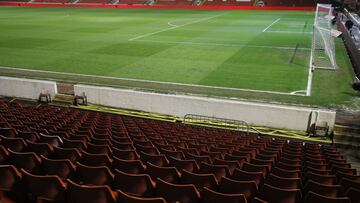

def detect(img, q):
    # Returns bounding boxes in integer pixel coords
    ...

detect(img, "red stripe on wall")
[0,2,315,10]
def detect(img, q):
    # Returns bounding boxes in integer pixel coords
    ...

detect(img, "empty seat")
[200,162,231,182]
[66,178,118,203]
[304,191,350,203]
[304,166,332,175]
[224,154,248,164]
[114,169,155,197]
[267,174,301,189]
[117,188,166,203]
[156,178,200,203]
[39,133,63,147]
[260,183,301,203]
[139,151,168,167]
[135,144,160,155]
[219,176,258,202]
[8,150,41,173]
[113,157,146,174]
[169,156,199,173]
[0,164,22,192]
[76,162,114,186]
[0,135,27,152]
[232,168,264,187]
[146,162,181,183]
[62,137,86,149]
[85,143,112,155]
[79,151,112,167]
[21,169,67,202]
[51,146,82,163]
[160,148,185,160]
[305,179,341,196]
[340,178,360,193]
[272,166,300,179]
[336,171,360,183]
[41,155,76,180]
[0,145,9,164]
[18,131,39,142]
[113,148,139,160]
[26,140,54,157]
[304,171,336,185]
[0,127,17,138]
[277,161,301,171]
[201,187,247,203]
[241,162,269,177]
[345,187,360,203]
[180,170,218,191]
[332,165,357,175]
[185,153,212,165]
[213,158,241,175]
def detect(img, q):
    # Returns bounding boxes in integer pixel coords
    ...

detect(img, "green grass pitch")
[0,6,357,108]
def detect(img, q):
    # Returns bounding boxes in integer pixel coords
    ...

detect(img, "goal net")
[310,4,337,71]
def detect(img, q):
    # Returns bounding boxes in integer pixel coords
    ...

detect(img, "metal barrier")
[183,114,250,135]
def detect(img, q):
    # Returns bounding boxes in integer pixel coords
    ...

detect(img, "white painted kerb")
[75,84,336,132]
[0,76,57,100]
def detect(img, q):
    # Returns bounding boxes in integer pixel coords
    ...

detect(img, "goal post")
[310,4,337,71]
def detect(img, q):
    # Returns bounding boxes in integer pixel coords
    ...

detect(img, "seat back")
[180,170,218,191]
[114,169,155,197]
[201,187,247,203]
[261,183,301,203]
[117,189,166,203]
[146,162,180,183]
[156,178,200,203]
[112,156,146,174]
[22,169,66,202]
[219,176,258,202]
[304,191,350,203]
[67,179,117,203]
[41,155,76,180]
[76,162,114,186]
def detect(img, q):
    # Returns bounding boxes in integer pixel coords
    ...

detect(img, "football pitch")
[0,6,357,108]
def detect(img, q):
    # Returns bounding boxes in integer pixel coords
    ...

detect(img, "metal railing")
[183,114,250,135]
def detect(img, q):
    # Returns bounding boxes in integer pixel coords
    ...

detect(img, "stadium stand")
[76,0,111,3]
[117,0,147,4]
[155,0,193,6]
[0,98,359,203]
[202,0,252,6]
[31,0,75,3]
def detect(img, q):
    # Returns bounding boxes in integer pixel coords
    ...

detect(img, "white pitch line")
[132,39,311,51]
[290,90,307,95]
[129,13,226,41]
[0,66,306,97]
[262,18,281,33]
[306,64,313,96]
[167,21,178,27]
[265,30,312,35]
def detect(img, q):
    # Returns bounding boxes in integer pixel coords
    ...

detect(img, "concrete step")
[57,83,74,95]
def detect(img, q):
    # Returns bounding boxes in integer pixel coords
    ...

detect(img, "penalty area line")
[128,13,226,41]
[262,18,281,32]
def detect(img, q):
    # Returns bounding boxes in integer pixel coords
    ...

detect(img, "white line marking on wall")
[262,18,281,33]
[128,13,226,41]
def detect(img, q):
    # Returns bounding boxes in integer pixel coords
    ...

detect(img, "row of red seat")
[0,100,359,202]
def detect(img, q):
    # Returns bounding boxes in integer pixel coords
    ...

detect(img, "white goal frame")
[309,3,337,71]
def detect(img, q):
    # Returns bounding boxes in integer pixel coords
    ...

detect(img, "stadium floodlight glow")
[309,4,340,71]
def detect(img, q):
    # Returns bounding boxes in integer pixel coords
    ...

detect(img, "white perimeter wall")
[0,76,57,100]
[75,84,336,132]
